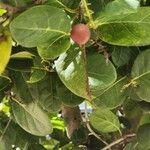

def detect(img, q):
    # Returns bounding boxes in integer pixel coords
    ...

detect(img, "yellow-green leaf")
[0,34,12,75]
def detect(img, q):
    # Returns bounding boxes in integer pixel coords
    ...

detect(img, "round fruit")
[70,23,91,45]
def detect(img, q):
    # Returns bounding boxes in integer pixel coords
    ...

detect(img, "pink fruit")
[70,23,91,45]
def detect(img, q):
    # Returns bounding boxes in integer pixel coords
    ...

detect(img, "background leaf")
[11,99,52,136]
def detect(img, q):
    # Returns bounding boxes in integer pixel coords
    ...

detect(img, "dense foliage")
[0,0,150,149]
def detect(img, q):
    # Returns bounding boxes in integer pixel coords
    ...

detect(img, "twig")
[0,119,11,142]
[82,0,96,28]
[84,102,109,146]
[101,133,136,150]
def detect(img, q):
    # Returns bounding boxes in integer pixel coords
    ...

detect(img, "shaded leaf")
[11,99,52,136]
[0,76,11,91]
[137,123,150,149]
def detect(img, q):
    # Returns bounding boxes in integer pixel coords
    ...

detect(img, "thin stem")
[101,133,136,150]
[84,102,109,146]
[82,0,96,28]
[0,119,11,142]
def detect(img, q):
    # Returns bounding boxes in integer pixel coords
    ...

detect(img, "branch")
[101,133,136,150]
[84,102,109,146]
[82,0,96,28]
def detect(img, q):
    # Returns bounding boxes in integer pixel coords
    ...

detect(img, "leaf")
[112,46,131,67]
[87,52,117,96]
[10,5,71,47]
[96,7,150,46]
[55,47,117,100]
[11,99,53,136]
[37,36,71,60]
[0,34,12,75]
[89,108,121,133]
[55,46,90,100]
[96,0,139,20]
[27,57,46,83]
[10,71,34,104]
[11,51,35,59]
[56,79,84,107]
[29,74,62,113]
[0,121,38,150]
[137,123,150,149]
[0,76,11,91]
[0,9,7,16]
[93,77,128,109]
[131,49,150,102]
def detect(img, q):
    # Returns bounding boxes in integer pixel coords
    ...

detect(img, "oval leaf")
[11,99,53,136]
[0,76,11,91]
[10,5,71,47]
[89,108,121,133]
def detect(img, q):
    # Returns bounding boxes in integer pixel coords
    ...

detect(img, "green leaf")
[56,79,84,107]
[96,0,139,20]
[112,46,131,67]
[131,49,150,102]
[10,5,71,47]
[55,46,90,100]
[27,57,46,83]
[0,76,11,91]
[11,99,53,136]
[11,51,35,59]
[0,34,12,75]
[89,108,121,133]
[29,74,62,113]
[0,8,7,16]
[93,77,128,109]
[87,52,117,96]
[96,7,150,46]
[55,47,117,100]
[37,36,71,60]
[137,123,150,149]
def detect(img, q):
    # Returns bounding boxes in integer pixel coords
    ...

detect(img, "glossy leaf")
[93,77,128,109]
[0,34,12,75]
[55,47,117,100]
[10,5,71,47]
[89,108,121,133]
[97,7,150,46]
[87,52,117,96]
[11,99,52,136]
[37,37,71,60]
[131,49,150,102]
[55,46,90,100]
